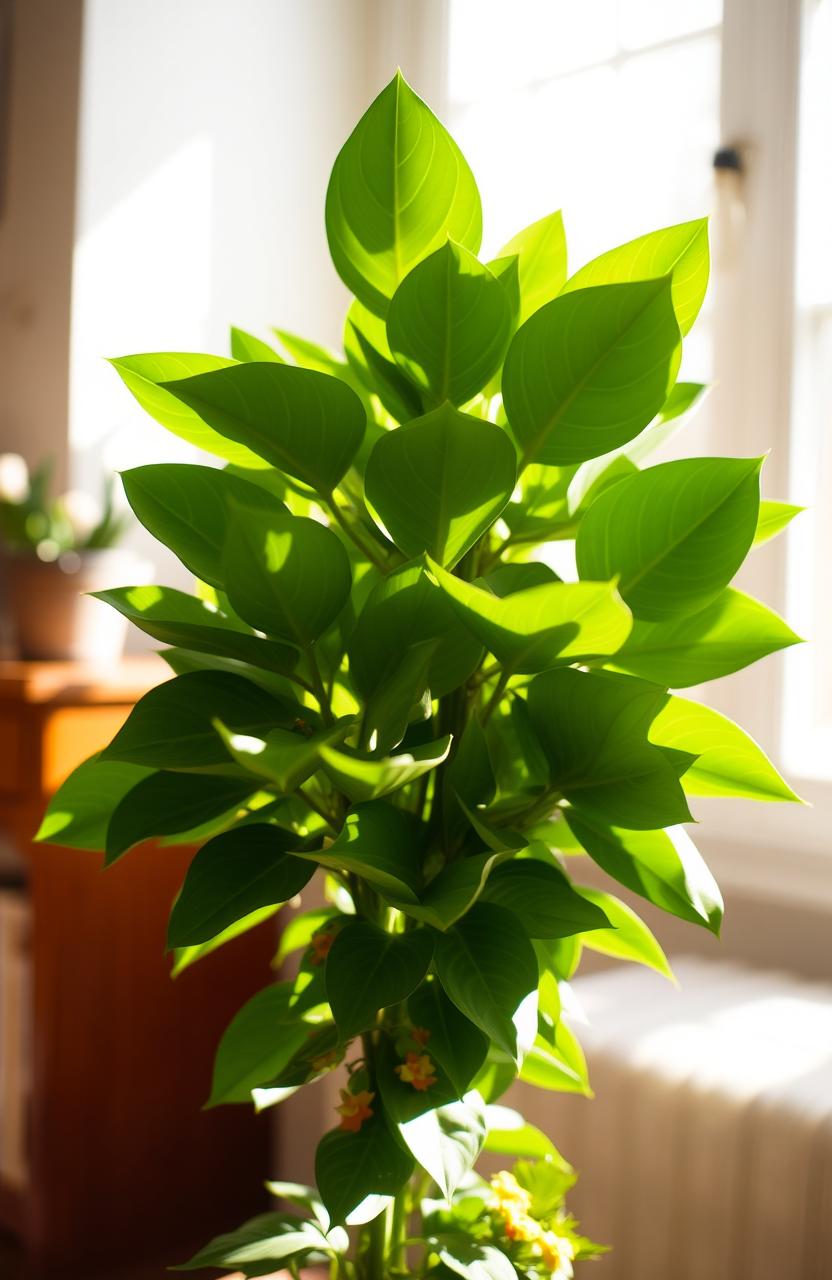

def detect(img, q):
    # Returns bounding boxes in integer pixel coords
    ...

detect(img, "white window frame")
[372,0,831,906]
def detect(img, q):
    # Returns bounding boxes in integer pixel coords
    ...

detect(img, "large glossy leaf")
[480,859,610,938]
[35,755,152,851]
[215,719,353,792]
[325,71,482,316]
[95,585,300,675]
[316,1117,414,1226]
[104,771,254,865]
[433,902,539,1062]
[121,463,283,590]
[101,671,299,770]
[502,278,680,467]
[109,352,269,468]
[172,1212,343,1275]
[399,1092,487,1201]
[407,980,489,1097]
[606,587,801,686]
[562,218,709,335]
[344,306,423,424]
[387,240,512,406]
[483,1106,562,1160]
[650,695,801,802]
[223,508,351,646]
[527,668,693,830]
[171,905,279,978]
[576,457,763,620]
[434,1237,518,1280]
[350,560,483,701]
[297,803,424,903]
[326,921,434,1039]
[167,824,313,949]
[160,362,365,494]
[208,982,318,1107]
[564,811,723,933]
[364,404,516,568]
[319,736,452,804]
[498,211,567,324]
[427,559,631,673]
[576,887,674,980]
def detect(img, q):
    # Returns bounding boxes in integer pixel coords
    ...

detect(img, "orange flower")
[411,1025,431,1047]
[336,1088,374,1132]
[308,928,335,966]
[535,1230,574,1278]
[502,1204,540,1243]
[395,1051,437,1092]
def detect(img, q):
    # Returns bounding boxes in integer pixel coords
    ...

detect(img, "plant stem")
[296,785,339,833]
[480,669,510,726]
[326,493,391,572]
[307,649,335,725]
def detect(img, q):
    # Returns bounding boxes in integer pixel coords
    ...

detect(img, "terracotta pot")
[0,548,153,661]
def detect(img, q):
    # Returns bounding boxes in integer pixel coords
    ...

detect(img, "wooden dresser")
[0,659,273,1277]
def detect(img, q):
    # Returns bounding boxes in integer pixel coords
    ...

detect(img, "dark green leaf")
[433,902,538,1062]
[393,850,513,932]
[480,859,610,938]
[208,981,321,1107]
[365,404,516,568]
[408,980,489,1097]
[105,771,254,865]
[171,905,280,978]
[316,1116,414,1226]
[95,585,300,675]
[172,1211,341,1275]
[297,802,424,903]
[527,668,692,829]
[167,824,314,948]
[350,560,483,702]
[121,463,283,590]
[326,920,433,1039]
[215,718,353,791]
[161,362,365,493]
[101,671,299,770]
[223,508,351,645]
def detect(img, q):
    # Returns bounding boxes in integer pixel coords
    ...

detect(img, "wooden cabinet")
[0,660,273,1277]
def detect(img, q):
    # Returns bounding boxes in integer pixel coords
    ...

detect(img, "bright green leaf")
[577,456,763,620]
[502,278,680,467]
[754,499,804,547]
[364,403,516,568]
[498,210,568,324]
[319,736,452,804]
[171,1212,340,1275]
[297,803,424,903]
[387,240,512,406]
[172,906,279,978]
[230,327,284,364]
[325,71,482,316]
[562,218,709,335]
[35,755,152,850]
[577,886,674,980]
[215,718,353,792]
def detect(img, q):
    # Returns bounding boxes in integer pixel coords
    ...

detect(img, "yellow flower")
[489,1170,533,1215]
[336,1087,374,1132]
[395,1052,438,1092]
[534,1230,575,1278]
[502,1202,540,1243]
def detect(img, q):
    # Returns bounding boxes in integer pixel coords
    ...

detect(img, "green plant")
[0,454,129,559]
[37,71,802,1279]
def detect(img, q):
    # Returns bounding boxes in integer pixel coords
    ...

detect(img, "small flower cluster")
[337,1087,374,1133]
[489,1171,575,1280]
[394,1025,437,1092]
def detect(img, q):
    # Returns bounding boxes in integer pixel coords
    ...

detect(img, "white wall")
[69,0,377,507]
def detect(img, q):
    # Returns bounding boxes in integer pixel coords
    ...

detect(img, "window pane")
[618,0,722,51]
[446,13,721,384]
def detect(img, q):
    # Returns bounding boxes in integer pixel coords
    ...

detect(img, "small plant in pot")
[37,72,802,1277]
[0,454,149,661]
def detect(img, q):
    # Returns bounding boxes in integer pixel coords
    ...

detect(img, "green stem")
[480,669,510,727]
[326,493,391,572]
[296,785,339,833]
[307,649,335,725]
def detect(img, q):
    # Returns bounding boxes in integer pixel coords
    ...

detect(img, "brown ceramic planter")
[0,548,153,661]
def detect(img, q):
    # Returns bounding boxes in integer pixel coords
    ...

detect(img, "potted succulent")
[0,454,150,661]
[37,72,801,1277]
